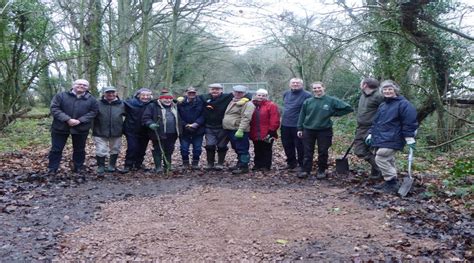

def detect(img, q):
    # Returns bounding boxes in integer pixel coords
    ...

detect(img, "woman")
[142,89,181,173]
[249,89,280,171]
[123,88,153,173]
[366,80,418,193]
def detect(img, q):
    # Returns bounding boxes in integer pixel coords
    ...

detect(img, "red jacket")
[250,100,281,141]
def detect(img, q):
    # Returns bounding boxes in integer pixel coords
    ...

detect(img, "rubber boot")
[232,154,249,174]
[163,154,173,173]
[96,156,106,175]
[191,159,199,169]
[152,151,163,174]
[215,150,227,171]
[368,157,382,180]
[107,154,118,172]
[206,149,216,170]
[182,159,190,170]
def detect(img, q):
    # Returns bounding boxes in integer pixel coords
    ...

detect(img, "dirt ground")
[0,144,472,261]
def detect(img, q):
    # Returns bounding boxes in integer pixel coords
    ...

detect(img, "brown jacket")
[222,99,255,132]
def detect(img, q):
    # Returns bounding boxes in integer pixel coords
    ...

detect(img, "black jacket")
[50,91,98,134]
[123,97,150,136]
[93,98,125,137]
[177,97,205,135]
[142,100,181,140]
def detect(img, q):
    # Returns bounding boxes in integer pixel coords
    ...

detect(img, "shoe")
[191,160,199,169]
[297,171,310,179]
[121,166,132,174]
[47,168,58,175]
[206,163,214,170]
[155,167,163,174]
[374,178,399,194]
[252,166,262,171]
[316,170,327,179]
[232,166,249,174]
[214,164,224,171]
[369,169,382,180]
[284,164,298,171]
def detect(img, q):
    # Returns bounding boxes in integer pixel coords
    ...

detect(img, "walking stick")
[153,128,170,174]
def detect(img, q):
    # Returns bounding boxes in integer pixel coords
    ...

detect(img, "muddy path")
[1,166,472,261]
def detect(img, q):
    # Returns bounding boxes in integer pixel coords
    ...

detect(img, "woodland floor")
[0,140,472,261]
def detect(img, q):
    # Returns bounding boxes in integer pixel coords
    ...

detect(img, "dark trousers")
[179,134,204,161]
[152,133,178,166]
[280,126,304,167]
[253,140,273,169]
[48,132,88,171]
[223,130,250,166]
[124,133,149,168]
[302,128,333,173]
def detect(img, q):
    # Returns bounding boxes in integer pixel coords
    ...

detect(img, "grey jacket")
[50,91,99,134]
[357,89,384,127]
[93,98,125,138]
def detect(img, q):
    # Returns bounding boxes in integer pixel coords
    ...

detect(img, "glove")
[297,131,303,138]
[268,130,278,138]
[148,123,159,130]
[405,137,416,150]
[365,134,372,145]
[236,97,250,106]
[176,96,185,103]
[234,129,244,139]
[190,123,199,129]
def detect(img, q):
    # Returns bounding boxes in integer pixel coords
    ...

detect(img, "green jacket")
[297,95,353,130]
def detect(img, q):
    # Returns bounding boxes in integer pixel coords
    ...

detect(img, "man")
[200,83,233,170]
[297,82,353,179]
[92,86,125,175]
[281,78,312,171]
[177,87,205,169]
[222,85,255,174]
[355,78,384,179]
[366,80,418,193]
[47,79,99,175]
[142,89,181,173]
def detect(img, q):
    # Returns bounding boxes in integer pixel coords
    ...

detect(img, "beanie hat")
[134,88,152,98]
[159,88,174,99]
[379,80,400,95]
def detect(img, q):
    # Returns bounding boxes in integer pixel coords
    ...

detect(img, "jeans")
[223,129,250,166]
[124,133,149,168]
[280,126,304,167]
[302,128,333,173]
[179,134,204,161]
[48,132,88,171]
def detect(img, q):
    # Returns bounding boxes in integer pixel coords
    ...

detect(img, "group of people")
[46,77,418,193]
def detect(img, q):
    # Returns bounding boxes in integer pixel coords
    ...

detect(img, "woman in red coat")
[250,89,281,171]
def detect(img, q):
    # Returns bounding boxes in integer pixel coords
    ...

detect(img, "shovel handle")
[408,148,413,179]
[342,140,356,160]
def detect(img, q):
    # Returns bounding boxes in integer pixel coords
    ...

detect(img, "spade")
[398,148,414,197]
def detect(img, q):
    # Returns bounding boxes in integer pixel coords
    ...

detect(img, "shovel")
[335,140,355,175]
[398,148,414,197]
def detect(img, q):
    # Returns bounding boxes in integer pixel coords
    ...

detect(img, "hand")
[236,97,250,106]
[148,123,159,130]
[405,137,416,150]
[235,129,244,139]
[190,123,199,129]
[176,96,185,103]
[185,124,196,133]
[297,131,303,138]
[365,134,372,145]
[67,119,80,126]
[268,130,278,138]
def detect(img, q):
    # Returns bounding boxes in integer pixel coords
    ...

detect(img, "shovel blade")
[335,158,349,175]
[398,176,414,197]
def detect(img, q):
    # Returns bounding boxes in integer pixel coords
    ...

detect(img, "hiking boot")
[374,178,399,194]
[316,170,327,179]
[284,164,298,172]
[232,166,249,174]
[369,168,382,180]
[297,171,310,179]
[191,160,199,169]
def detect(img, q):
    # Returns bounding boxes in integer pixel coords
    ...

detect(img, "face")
[160,97,173,106]
[312,84,325,97]
[73,81,89,95]
[254,93,267,101]
[289,79,303,90]
[382,86,397,98]
[187,91,197,99]
[138,91,152,103]
[209,87,223,97]
[104,91,117,101]
[233,91,245,99]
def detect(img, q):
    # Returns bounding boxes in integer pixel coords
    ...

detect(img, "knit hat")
[379,80,400,95]
[159,88,173,99]
[134,88,152,98]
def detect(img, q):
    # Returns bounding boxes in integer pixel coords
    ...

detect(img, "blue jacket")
[281,89,312,127]
[123,97,150,136]
[371,96,418,150]
[178,97,205,136]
